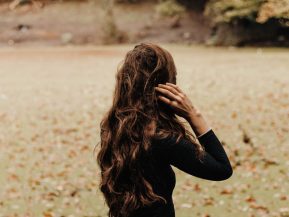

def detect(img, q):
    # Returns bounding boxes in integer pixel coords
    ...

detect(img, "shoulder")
[151,133,190,150]
[149,134,180,164]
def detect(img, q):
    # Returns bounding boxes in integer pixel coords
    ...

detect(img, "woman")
[96,43,233,217]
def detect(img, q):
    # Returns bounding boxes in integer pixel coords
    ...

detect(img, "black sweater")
[130,129,233,217]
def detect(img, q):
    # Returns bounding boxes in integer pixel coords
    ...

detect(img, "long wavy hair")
[95,42,204,217]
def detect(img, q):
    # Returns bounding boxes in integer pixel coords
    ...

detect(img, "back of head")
[114,42,177,111]
[96,42,201,217]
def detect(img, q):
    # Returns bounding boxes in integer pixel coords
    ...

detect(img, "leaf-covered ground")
[0,45,288,217]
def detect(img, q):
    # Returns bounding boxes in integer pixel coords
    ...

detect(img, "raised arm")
[154,82,233,181]
[166,129,233,181]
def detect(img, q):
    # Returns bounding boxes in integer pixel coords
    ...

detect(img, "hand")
[154,82,199,120]
[154,82,211,137]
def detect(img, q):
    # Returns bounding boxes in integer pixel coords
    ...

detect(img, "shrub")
[155,0,186,17]
[205,0,289,26]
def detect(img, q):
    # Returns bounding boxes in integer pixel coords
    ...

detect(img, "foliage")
[205,0,289,26]
[115,0,143,3]
[257,0,289,23]
[101,0,128,44]
[115,0,157,3]
[155,0,186,17]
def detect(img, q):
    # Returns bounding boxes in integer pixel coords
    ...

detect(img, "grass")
[0,44,288,217]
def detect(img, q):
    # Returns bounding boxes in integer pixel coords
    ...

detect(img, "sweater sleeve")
[166,129,233,181]
[196,127,212,139]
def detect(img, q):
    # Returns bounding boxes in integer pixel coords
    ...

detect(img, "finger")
[157,83,179,95]
[155,87,182,102]
[157,95,171,105]
[166,83,186,99]
[155,87,176,100]
[165,82,184,94]
[158,96,179,107]
[158,84,185,100]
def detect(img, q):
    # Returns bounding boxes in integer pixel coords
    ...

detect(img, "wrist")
[186,107,202,120]
[196,128,212,139]
[186,110,211,137]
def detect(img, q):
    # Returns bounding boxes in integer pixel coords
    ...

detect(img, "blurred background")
[0,0,288,217]
[0,0,289,46]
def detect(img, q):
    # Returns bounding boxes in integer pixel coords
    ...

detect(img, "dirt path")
[0,45,288,217]
[0,1,210,47]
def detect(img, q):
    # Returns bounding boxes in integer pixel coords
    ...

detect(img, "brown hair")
[95,42,204,217]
